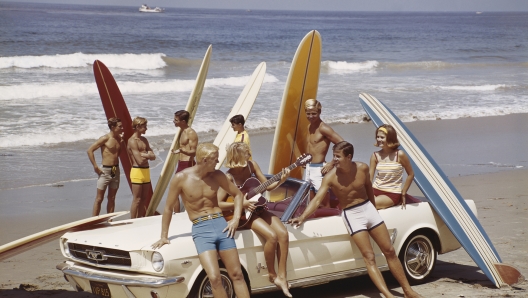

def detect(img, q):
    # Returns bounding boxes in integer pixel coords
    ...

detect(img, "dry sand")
[1,115,527,297]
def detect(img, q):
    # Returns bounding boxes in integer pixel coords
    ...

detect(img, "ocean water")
[1,2,527,189]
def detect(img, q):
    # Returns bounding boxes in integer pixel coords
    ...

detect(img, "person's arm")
[319,124,345,175]
[251,161,290,191]
[217,172,245,238]
[141,138,156,160]
[288,172,332,227]
[86,136,108,175]
[361,163,376,208]
[399,150,415,210]
[369,153,378,182]
[173,130,198,156]
[151,173,182,249]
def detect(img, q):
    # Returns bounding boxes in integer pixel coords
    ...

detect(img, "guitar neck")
[248,161,301,197]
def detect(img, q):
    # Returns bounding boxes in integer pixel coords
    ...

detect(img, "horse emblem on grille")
[85,249,107,261]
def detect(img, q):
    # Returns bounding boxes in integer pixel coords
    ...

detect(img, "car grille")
[68,243,131,267]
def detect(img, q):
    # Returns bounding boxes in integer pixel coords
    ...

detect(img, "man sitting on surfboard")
[304,99,344,205]
[152,143,250,298]
[172,110,198,172]
[230,114,252,159]
[87,117,123,216]
[289,141,422,298]
[128,116,156,218]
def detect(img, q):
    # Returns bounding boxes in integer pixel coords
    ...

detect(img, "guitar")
[223,153,312,227]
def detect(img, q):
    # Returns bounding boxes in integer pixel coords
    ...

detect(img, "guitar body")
[223,177,267,227]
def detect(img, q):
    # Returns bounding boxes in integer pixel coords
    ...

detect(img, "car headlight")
[152,252,164,272]
[62,239,71,257]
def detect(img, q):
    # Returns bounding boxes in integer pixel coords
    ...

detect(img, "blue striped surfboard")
[359,92,511,288]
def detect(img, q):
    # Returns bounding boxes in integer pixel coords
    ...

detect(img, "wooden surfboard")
[359,92,520,287]
[146,45,212,216]
[0,211,128,261]
[269,30,321,178]
[214,62,266,169]
[93,60,154,217]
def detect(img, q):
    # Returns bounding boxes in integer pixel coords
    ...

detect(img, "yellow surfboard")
[146,45,212,216]
[269,30,321,178]
[214,62,266,169]
[0,211,128,261]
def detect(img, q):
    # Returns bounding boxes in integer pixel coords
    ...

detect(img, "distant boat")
[476,11,483,14]
[139,4,164,13]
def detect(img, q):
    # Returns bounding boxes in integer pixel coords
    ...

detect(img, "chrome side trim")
[390,228,398,245]
[251,265,389,294]
[56,262,184,288]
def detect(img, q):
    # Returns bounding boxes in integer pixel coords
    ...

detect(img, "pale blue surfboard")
[359,92,508,288]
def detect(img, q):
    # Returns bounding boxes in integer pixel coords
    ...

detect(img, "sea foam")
[0,52,167,70]
[322,60,379,73]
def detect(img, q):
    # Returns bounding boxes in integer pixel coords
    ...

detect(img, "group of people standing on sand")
[88,99,421,297]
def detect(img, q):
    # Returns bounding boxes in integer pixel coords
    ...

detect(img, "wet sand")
[1,114,527,297]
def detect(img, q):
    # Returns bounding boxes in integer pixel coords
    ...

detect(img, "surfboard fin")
[494,263,525,287]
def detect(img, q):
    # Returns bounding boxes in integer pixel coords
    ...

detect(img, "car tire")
[398,232,437,284]
[189,267,235,298]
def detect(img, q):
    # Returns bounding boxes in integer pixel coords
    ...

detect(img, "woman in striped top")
[369,124,415,210]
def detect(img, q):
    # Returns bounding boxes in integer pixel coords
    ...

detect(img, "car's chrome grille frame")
[68,243,131,267]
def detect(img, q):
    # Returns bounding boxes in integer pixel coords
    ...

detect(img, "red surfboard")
[93,60,153,217]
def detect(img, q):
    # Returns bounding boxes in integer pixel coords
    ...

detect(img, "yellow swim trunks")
[130,166,151,184]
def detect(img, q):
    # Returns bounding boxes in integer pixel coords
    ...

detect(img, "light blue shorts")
[192,216,236,255]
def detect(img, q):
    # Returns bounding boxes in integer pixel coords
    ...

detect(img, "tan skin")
[151,150,250,298]
[369,131,415,210]
[289,149,422,298]
[172,115,198,163]
[305,107,344,205]
[87,122,123,216]
[217,149,292,297]
[127,123,156,218]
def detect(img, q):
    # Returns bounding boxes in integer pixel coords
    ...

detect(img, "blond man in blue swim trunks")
[152,143,250,298]
[289,141,422,298]
[87,117,123,216]
[128,116,156,218]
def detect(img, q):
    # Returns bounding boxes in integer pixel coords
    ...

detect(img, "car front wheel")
[190,267,235,298]
[398,233,437,284]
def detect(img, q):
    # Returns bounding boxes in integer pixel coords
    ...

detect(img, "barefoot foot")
[273,276,292,297]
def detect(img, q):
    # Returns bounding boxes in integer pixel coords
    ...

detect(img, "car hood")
[62,212,193,252]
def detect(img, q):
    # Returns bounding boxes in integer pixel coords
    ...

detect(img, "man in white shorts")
[304,99,344,206]
[290,141,422,298]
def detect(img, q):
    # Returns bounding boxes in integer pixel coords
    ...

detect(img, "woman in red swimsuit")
[369,124,416,209]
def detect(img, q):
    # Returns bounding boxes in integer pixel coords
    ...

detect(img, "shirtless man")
[172,110,198,172]
[304,99,344,205]
[87,117,123,216]
[152,143,250,298]
[289,141,422,298]
[128,116,156,218]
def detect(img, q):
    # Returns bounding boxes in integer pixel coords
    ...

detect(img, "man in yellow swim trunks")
[128,116,156,218]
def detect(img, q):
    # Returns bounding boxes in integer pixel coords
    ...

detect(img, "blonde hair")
[132,116,147,129]
[304,98,322,112]
[224,142,250,168]
[196,143,219,162]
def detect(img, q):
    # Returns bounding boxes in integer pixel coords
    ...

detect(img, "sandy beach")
[1,114,527,297]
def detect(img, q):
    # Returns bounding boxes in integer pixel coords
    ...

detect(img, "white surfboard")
[0,211,128,261]
[146,45,212,216]
[359,92,521,287]
[214,62,266,169]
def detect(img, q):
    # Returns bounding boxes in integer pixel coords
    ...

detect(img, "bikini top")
[230,162,255,189]
[373,150,403,193]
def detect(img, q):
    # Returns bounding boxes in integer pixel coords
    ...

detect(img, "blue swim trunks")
[192,216,237,255]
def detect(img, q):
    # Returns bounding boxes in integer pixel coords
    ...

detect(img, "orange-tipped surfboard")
[93,60,153,217]
[269,30,321,178]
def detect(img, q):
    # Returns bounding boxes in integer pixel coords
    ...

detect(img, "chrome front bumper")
[56,262,184,288]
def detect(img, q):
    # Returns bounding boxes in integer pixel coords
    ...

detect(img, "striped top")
[372,150,403,194]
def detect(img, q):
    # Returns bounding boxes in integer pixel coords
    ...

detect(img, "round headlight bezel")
[151,251,164,272]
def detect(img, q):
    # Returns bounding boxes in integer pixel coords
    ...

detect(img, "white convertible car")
[57,177,476,298]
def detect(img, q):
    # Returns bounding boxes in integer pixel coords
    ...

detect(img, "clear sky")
[7,0,528,11]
